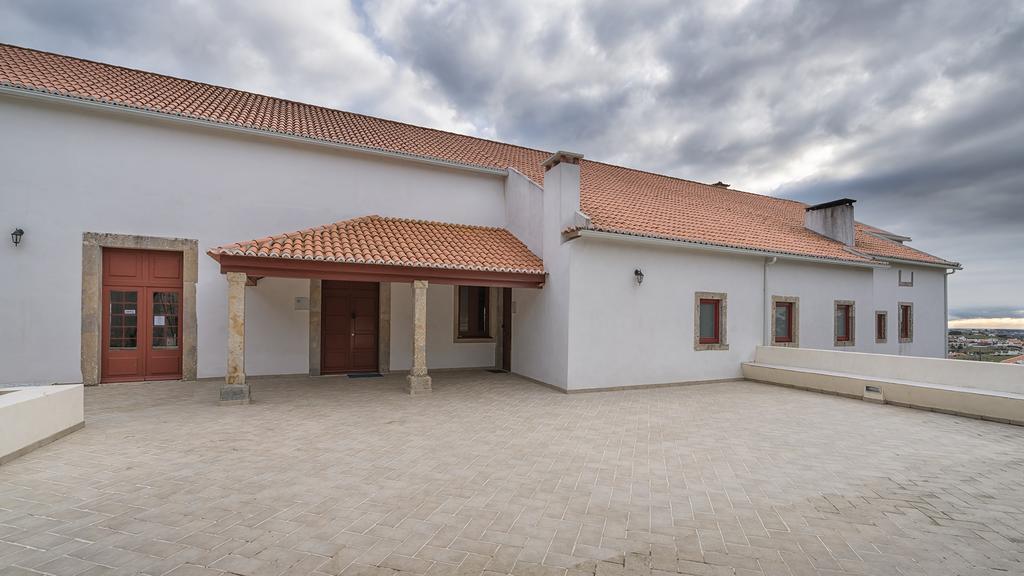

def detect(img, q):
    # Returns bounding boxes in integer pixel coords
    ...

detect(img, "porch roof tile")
[209,215,545,275]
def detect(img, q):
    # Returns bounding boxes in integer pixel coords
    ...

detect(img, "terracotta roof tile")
[0,44,957,268]
[209,216,545,275]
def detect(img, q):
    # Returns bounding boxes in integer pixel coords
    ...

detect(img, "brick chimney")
[805,198,856,246]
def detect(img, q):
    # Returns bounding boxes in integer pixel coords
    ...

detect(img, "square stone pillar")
[407,280,432,395]
[221,272,250,404]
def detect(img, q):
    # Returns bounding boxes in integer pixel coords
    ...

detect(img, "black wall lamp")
[634,268,644,286]
[11,228,24,247]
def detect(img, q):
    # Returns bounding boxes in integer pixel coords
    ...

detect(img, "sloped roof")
[208,216,545,275]
[0,43,957,268]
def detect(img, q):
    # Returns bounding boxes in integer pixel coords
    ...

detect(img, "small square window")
[898,270,914,287]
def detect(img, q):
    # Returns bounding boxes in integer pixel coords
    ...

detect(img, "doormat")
[487,369,508,373]
[347,372,383,379]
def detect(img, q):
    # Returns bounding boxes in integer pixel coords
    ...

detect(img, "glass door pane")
[109,290,139,349]
[151,291,180,349]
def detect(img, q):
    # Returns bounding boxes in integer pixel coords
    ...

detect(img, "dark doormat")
[486,369,508,373]
[347,372,383,378]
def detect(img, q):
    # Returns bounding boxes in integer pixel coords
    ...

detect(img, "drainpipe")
[944,268,956,358]
[763,257,778,346]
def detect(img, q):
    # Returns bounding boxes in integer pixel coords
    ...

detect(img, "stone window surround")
[81,232,198,385]
[875,310,888,343]
[307,280,391,376]
[834,300,856,347]
[452,286,499,343]
[899,301,914,343]
[771,295,800,348]
[898,269,914,287]
[694,291,729,351]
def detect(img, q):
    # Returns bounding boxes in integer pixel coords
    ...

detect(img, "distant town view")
[949,329,1024,363]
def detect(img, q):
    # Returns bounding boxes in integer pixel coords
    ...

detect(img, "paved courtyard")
[2,373,1024,576]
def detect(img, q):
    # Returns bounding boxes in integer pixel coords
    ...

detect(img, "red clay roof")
[0,43,957,268]
[209,216,545,275]
[1000,354,1024,365]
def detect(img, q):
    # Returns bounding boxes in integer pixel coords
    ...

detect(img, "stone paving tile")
[2,372,1024,576]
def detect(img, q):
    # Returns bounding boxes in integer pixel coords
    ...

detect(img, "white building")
[0,45,961,400]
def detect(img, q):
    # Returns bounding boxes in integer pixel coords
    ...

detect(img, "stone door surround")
[81,233,198,385]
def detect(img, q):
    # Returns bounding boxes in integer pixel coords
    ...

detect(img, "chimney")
[542,150,585,233]
[804,198,856,246]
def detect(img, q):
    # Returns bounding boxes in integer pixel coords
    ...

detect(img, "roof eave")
[566,228,888,268]
[867,255,962,270]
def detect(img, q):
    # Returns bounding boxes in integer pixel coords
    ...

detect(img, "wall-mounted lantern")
[634,268,644,286]
[11,228,24,247]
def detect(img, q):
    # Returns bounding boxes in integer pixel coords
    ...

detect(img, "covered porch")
[207,215,546,403]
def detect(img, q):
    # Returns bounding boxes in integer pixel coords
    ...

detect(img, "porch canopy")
[207,215,545,403]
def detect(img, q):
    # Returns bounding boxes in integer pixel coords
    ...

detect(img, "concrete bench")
[743,361,1024,426]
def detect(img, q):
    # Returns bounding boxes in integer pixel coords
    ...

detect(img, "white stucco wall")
[511,163,572,389]
[0,95,506,384]
[566,237,765,390]
[504,169,545,258]
[389,282,496,371]
[765,260,876,352]
[871,265,947,358]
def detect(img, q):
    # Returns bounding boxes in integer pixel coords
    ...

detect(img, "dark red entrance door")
[322,281,379,374]
[101,249,184,382]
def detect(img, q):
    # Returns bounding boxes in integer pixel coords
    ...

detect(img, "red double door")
[101,249,183,382]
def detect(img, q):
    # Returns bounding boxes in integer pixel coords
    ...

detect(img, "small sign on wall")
[294,296,310,311]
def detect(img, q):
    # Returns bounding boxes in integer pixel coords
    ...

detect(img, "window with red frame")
[876,312,887,342]
[698,298,721,344]
[835,304,853,342]
[899,304,912,340]
[774,301,793,343]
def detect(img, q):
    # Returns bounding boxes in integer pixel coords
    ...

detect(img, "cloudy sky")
[2,0,1021,327]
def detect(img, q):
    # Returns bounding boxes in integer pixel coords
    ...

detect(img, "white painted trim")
[567,229,889,269]
[0,85,509,178]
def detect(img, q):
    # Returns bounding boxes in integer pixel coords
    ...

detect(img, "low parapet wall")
[743,346,1024,425]
[0,385,84,464]
[751,346,1024,394]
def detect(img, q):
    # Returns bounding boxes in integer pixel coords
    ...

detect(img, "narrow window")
[774,302,793,343]
[834,301,855,346]
[699,299,721,344]
[456,286,490,340]
[899,303,913,342]
[695,292,728,350]
[875,311,887,343]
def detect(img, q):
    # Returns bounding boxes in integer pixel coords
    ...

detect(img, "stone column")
[221,272,250,404]
[406,280,432,395]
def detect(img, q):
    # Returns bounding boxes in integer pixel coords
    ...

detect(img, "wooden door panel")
[148,252,183,285]
[321,281,378,373]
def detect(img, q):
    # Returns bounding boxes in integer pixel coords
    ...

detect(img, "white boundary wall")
[0,385,84,464]
[752,346,1024,395]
